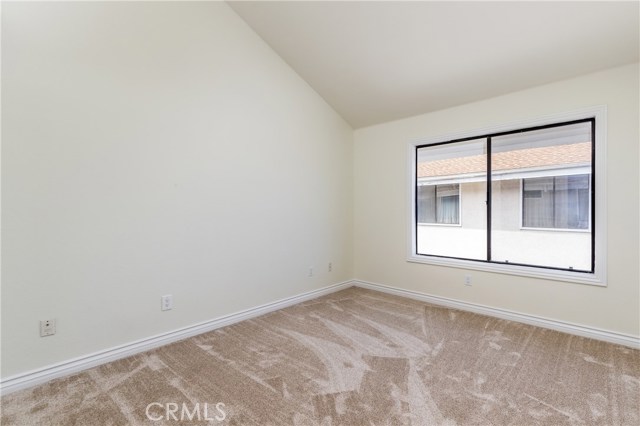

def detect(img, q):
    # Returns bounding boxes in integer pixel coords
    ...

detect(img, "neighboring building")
[416,138,592,270]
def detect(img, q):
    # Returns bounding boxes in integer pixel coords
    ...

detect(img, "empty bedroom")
[1,1,639,425]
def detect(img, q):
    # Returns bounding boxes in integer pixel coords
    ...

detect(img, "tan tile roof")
[418,142,591,178]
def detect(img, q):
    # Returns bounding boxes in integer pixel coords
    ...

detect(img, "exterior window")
[413,119,595,274]
[523,175,590,229]
[417,184,460,224]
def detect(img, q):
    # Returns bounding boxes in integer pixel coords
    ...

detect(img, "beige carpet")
[1,287,639,425]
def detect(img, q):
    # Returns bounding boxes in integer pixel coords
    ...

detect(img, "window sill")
[407,254,605,286]
[520,226,591,233]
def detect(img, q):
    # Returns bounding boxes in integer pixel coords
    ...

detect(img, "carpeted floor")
[1,287,639,425]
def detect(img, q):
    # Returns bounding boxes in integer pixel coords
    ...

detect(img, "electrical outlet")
[161,295,173,311]
[40,319,56,337]
[308,267,314,277]
[328,262,333,272]
[464,275,472,286]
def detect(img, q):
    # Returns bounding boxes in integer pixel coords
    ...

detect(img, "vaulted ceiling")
[229,1,639,128]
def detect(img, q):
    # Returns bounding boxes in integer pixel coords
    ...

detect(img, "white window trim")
[407,105,607,286]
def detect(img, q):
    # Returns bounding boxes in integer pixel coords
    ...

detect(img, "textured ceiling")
[229,1,639,128]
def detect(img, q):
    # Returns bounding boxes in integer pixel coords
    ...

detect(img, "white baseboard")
[0,280,353,396]
[3,278,637,395]
[353,279,640,349]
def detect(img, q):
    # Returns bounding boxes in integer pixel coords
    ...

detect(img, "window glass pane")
[416,139,487,260]
[417,184,460,224]
[555,175,590,229]
[417,185,436,223]
[523,177,554,228]
[491,122,592,271]
[437,186,459,224]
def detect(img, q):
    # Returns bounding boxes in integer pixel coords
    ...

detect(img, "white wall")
[354,63,639,336]
[1,2,353,378]
[2,1,637,383]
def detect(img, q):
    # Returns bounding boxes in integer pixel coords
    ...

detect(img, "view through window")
[415,120,594,272]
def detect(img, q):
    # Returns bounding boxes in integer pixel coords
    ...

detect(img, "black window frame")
[414,118,596,274]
